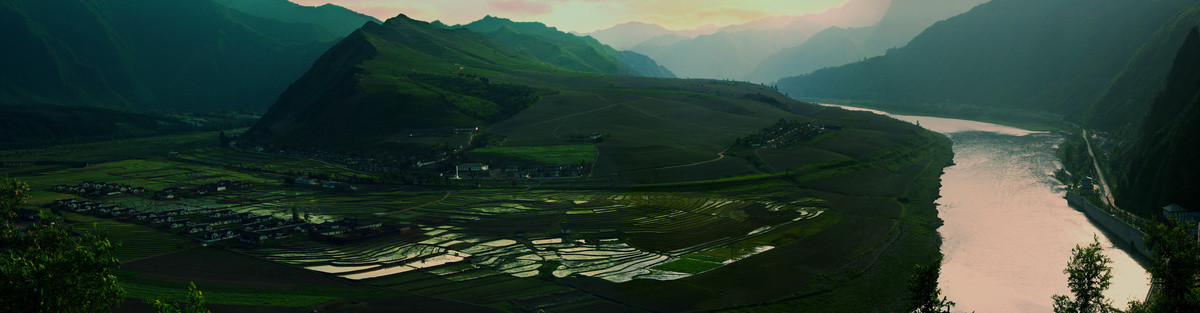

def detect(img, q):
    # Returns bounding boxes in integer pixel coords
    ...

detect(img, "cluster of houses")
[48,197,394,245]
[1080,176,1095,191]
[54,182,145,199]
[246,143,453,174]
[292,176,360,191]
[155,180,252,200]
[739,121,841,149]
[454,163,587,180]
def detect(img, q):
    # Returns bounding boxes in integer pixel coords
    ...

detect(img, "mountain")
[457,16,674,78]
[585,22,720,50]
[777,0,1194,115]
[0,0,345,112]
[791,0,893,29]
[630,0,891,80]
[211,0,380,36]
[1114,27,1200,218]
[746,0,986,83]
[618,50,676,78]
[247,14,555,146]
[1084,2,1200,136]
[245,14,930,179]
[587,22,667,50]
[631,21,827,79]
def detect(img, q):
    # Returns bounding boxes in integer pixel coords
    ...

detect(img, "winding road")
[1082,130,1116,207]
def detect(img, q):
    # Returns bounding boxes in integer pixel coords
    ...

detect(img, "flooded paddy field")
[245,190,827,285]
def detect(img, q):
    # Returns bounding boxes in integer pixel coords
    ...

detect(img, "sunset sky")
[290,0,852,33]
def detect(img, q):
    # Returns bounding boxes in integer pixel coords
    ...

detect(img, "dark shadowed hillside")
[0,0,363,112]
[777,0,1193,115]
[1114,27,1200,218]
[212,0,381,36]
[1084,1,1200,136]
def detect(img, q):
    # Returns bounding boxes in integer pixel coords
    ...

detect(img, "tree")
[908,255,956,313]
[1052,236,1114,313]
[1126,218,1200,313]
[0,176,125,312]
[149,282,211,313]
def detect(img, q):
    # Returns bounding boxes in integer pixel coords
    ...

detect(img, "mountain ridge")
[0,0,374,112]
[776,0,1193,115]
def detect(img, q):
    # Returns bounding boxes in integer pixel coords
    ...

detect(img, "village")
[451,162,588,179]
[735,120,842,150]
[44,179,400,246]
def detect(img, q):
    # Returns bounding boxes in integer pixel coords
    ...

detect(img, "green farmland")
[470,145,597,165]
[1,83,954,313]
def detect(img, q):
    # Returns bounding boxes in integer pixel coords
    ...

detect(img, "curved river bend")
[826,105,1150,312]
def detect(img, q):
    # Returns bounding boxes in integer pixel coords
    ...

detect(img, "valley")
[7,0,1200,312]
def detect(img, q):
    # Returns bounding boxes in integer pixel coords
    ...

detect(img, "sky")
[290,0,852,33]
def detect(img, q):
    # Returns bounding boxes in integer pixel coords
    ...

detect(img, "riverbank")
[806,98,1066,132]
[1066,192,1152,259]
[818,102,1151,311]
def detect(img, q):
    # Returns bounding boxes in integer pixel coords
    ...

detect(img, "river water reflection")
[825,105,1150,312]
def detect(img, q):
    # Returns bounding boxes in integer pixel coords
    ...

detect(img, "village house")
[457,163,489,172]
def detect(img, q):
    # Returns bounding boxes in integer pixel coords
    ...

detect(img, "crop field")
[65,213,194,261]
[469,144,597,165]
[0,90,956,312]
[175,147,365,180]
[244,189,828,297]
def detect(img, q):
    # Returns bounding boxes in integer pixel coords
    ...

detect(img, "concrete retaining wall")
[1066,192,1152,259]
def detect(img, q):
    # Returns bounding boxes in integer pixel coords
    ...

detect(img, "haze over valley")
[3,1,1200,312]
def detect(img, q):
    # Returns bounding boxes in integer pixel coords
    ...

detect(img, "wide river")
[826,105,1150,312]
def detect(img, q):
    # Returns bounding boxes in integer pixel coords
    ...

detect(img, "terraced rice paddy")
[247,191,826,284]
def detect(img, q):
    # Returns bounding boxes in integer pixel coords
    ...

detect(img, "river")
[825,105,1151,312]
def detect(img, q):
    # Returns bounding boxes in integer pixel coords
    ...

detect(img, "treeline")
[0,105,256,149]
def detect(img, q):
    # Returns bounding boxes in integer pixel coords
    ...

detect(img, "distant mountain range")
[584,22,719,50]
[0,0,376,112]
[746,0,986,83]
[455,16,674,78]
[776,0,1194,115]
[620,0,893,80]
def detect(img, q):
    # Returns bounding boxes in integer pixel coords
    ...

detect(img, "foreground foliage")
[1127,219,1200,313]
[0,176,124,312]
[149,282,211,313]
[907,255,955,313]
[1052,237,1114,313]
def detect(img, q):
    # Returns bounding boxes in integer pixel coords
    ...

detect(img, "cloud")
[488,0,554,15]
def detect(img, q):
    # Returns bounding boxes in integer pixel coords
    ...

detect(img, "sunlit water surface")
[824,105,1150,312]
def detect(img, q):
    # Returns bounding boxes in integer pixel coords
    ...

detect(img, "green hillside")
[247,14,561,147]
[1113,27,1200,217]
[0,0,357,112]
[1084,1,1200,136]
[212,0,381,36]
[458,16,675,78]
[777,0,1193,115]
[247,13,941,183]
